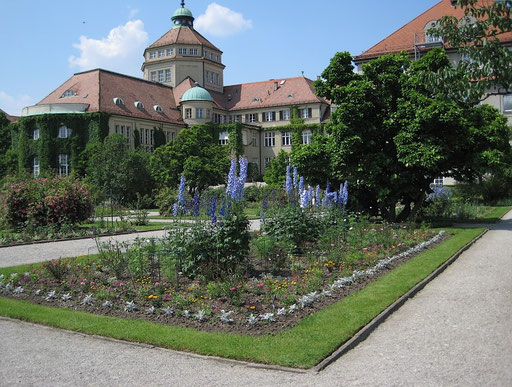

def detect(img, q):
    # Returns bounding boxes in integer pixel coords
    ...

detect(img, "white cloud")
[68,20,148,76]
[128,7,139,20]
[0,90,34,116]
[195,3,252,37]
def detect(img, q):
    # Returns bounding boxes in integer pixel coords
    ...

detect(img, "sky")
[0,0,440,116]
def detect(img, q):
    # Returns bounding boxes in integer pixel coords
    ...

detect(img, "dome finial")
[181,0,185,8]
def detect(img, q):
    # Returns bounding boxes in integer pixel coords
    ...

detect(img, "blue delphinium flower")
[315,185,321,207]
[262,196,268,211]
[234,157,248,201]
[208,196,217,217]
[178,175,186,207]
[307,186,313,207]
[298,176,304,197]
[219,199,226,217]
[341,180,349,206]
[226,158,237,198]
[192,190,200,217]
[285,165,292,196]
[172,203,179,217]
[293,166,298,188]
[300,189,307,209]
[260,210,265,224]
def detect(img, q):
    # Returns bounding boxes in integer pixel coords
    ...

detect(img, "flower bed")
[0,225,444,335]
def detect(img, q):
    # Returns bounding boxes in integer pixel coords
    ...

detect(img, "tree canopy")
[313,49,510,221]
[150,124,230,193]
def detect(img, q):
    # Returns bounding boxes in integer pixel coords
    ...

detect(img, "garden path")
[0,212,511,385]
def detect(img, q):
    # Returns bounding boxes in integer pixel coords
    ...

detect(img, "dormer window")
[61,90,76,98]
[154,105,163,113]
[253,97,260,102]
[425,20,442,43]
[113,97,124,106]
[134,101,145,109]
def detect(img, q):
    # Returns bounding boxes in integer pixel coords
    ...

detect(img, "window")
[302,130,312,145]
[61,90,76,98]
[247,113,258,123]
[33,156,39,178]
[185,108,192,119]
[113,97,124,106]
[218,131,229,145]
[206,109,211,119]
[158,50,165,58]
[149,51,156,59]
[178,48,187,55]
[196,108,203,119]
[252,133,257,147]
[281,132,291,146]
[154,105,163,113]
[165,69,171,82]
[234,115,241,123]
[433,177,444,187]
[265,111,276,122]
[264,132,275,147]
[190,48,198,55]
[280,110,290,121]
[150,71,157,82]
[134,101,144,109]
[424,20,442,43]
[33,128,40,140]
[158,70,164,83]
[264,157,273,168]
[504,95,512,113]
[58,125,72,138]
[300,108,312,119]
[58,154,69,177]
[214,73,220,86]
[166,48,173,56]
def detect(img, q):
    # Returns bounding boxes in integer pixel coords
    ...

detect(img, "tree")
[315,49,510,221]
[150,124,230,193]
[0,112,17,180]
[290,137,331,187]
[430,0,512,99]
[87,134,154,204]
[263,150,290,186]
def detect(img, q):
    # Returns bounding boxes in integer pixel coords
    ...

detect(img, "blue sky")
[0,0,439,116]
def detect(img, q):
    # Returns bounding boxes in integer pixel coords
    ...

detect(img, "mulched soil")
[0,234,448,336]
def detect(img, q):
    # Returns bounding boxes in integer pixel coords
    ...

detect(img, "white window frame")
[33,156,39,178]
[58,154,69,177]
[248,113,258,123]
[282,110,290,121]
[264,132,275,147]
[58,125,72,139]
[252,133,257,147]
[166,48,173,56]
[282,132,291,146]
[149,51,156,59]
[265,112,275,122]
[190,48,198,55]
[33,128,40,140]
[218,131,229,145]
[165,69,171,82]
[302,130,312,145]
[300,108,312,119]
[185,108,192,119]
[178,48,187,55]
[196,108,204,119]
[151,71,157,82]
[158,50,165,58]
[158,70,164,83]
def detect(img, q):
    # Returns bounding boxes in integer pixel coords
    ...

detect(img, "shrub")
[1,176,93,230]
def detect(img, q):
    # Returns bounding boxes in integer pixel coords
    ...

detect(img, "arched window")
[424,20,441,43]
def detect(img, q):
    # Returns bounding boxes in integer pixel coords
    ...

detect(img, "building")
[354,0,512,125]
[19,1,330,177]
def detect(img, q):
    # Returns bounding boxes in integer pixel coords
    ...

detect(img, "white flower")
[35,289,42,296]
[102,300,113,308]
[288,304,298,314]
[45,290,56,300]
[146,306,156,315]
[194,310,207,322]
[182,310,191,319]
[161,306,174,316]
[277,308,287,316]
[14,286,24,294]
[247,314,258,326]
[219,310,234,324]
[260,313,276,323]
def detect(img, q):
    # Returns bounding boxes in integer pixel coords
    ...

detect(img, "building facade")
[19,1,331,177]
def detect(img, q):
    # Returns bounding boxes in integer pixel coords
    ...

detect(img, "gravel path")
[0,213,511,385]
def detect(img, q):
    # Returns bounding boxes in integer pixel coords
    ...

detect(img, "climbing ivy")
[11,113,110,176]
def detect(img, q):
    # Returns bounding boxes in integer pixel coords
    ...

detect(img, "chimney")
[274,81,279,91]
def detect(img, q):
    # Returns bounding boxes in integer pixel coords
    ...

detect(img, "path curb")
[313,228,488,373]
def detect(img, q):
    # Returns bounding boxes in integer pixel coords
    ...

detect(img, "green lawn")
[0,227,483,368]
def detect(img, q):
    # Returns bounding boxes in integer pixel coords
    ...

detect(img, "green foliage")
[0,175,93,230]
[42,259,69,281]
[263,150,290,186]
[0,113,17,180]
[87,134,155,205]
[97,240,129,279]
[263,206,323,251]
[431,0,512,97]
[153,127,166,149]
[150,124,230,193]
[312,52,358,101]
[291,136,331,187]
[316,49,511,221]
[12,113,109,177]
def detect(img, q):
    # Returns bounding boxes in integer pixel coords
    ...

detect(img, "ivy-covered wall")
[12,113,110,176]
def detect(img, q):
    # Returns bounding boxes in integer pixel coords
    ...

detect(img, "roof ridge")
[224,76,313,88]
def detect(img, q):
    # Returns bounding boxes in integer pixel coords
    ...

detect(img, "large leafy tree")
[430,0,512,99]
[150,124,230,193]
[87,134,154,204]
[315,49,510,221]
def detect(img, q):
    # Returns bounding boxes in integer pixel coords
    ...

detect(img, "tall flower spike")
[234,157,248,201]
[315,185,321,207]
[298,176,304,196]
[178,175,186,208]
[285,165,292,196]
[192,190,200,217]
[293,166,298,188]
[226,159,237,198]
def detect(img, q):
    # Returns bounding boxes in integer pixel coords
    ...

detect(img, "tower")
[141,1,225,92]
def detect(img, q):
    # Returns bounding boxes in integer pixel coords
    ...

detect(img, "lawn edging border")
[313,228,488,373]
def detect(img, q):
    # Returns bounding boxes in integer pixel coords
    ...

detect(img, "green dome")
[172,7,193,19]
[181,83,214,102]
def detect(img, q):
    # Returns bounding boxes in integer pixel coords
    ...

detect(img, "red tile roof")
[355,0,512,62]
[220,77,328,112]
[0,108,19,123]
[37,69,184,125]
[148,27,221,53]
